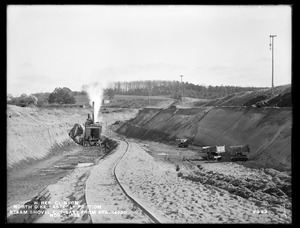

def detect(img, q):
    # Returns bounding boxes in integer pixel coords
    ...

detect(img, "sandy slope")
[100,109,139,134]
[7,105,91,169]
[7,105,138,170]
[116,141,291,224]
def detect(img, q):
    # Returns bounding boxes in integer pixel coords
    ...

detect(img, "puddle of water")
[77,163,94,168]
[53,165,75,170]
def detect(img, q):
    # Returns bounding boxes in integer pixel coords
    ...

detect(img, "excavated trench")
[6,103,292,223]
[115,105,292,223]
[6,105,128,223]
[117,106,292,171]
[7,106,96,220]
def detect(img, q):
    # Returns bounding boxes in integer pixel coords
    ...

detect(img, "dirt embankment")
[7,104,139,172]
[117,106,291,171]
[118,106,211,141]
[7,105,91,170]
[193,84,291,107]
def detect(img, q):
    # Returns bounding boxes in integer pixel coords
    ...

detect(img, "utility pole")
[148,81,151,106]
[180,75,184,102]
[270,35,277,93]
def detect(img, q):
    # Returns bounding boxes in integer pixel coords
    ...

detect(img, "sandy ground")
[31,163,94,223]
[85,141,153,223]
[7,162,94,223]
[6,144,109,223]
[116,140,291,224]
[7,144,105,210]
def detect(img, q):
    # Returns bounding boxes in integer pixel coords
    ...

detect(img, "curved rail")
[97,133,166,223]
[111,139,163,224]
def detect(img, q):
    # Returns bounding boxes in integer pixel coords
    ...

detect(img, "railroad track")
[112,139,163,224]
[87,134,164,224]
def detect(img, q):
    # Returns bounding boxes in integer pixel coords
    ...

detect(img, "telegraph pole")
[180,75,184,102]
[270,35,277,93]
[148,81,151,106]
[148,87,150,106]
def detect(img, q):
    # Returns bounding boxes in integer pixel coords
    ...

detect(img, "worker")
[102,138,110,152]
[91,129,95,139]
[85,114,93,125]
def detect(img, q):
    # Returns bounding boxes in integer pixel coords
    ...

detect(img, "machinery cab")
[202,146,222,161]
[208,152,222,161]
[84,123,102,146]
[83,104,102,146]
[230,145,250,161]
[177,138,189,148]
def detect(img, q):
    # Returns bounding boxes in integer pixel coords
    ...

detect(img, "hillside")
[118,106,291,171]
[117,85,292,171]
[192,84,291,107]
[7,105,90,169]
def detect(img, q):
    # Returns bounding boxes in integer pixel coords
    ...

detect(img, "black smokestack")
[92,101,95,124]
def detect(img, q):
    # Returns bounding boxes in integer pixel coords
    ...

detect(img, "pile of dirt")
[118,105,291,171]
[7,105,91,170]
[268,89,292,107]
[180,163,291,208]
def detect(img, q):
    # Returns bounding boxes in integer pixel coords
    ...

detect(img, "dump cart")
[230,145,250,161]
[201,146,223,161]
[177,138,189,148]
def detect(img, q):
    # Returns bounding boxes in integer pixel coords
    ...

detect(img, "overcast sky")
[7,5,291,96]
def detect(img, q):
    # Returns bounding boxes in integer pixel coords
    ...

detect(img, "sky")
[7,5,291,97]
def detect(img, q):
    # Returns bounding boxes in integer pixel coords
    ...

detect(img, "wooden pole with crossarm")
[180,75,184,102]
[270,35,277,93]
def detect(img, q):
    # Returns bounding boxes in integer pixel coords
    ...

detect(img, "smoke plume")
[85,81,107,123]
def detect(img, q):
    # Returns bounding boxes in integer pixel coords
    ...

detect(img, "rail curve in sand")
[85,138,166,223]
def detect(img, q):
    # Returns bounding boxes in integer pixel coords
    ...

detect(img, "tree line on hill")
[108,80,265,100]
[7,80,266,107]
[7,87,77,107]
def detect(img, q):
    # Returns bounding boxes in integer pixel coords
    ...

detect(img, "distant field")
[75,94,172,102]
[114,95,172,100]
[73,94,173,109]
[74,95,89,103]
